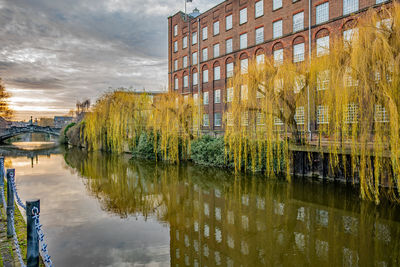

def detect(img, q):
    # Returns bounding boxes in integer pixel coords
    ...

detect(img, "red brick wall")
[168,0,393,131]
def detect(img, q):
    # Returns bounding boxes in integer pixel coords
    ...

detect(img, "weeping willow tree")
[315,4,400,203]
[225,3,400,203]
[224,48,310,179]
[84,90,152,152]
[83,90,201,163]
[148,92,201,163]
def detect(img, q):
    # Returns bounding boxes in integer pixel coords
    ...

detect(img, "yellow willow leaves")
[83,90,201,163]
[148,92,201,163]
[84,91,151,153]
[225,4,400,203]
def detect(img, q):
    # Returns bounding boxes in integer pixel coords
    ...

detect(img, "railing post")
[27,199,40,267]
[6,169,15,238]
[0,156,4,188]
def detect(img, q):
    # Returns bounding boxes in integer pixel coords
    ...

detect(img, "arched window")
[202,65,209,83]
[213,61,221,81]
[255,48,265,65]
[342,19,358,46]
[239,53,249,74]
[192,68,198,86]
[315,29,330,57]
[225,57,234,78]
[292,36,305,63]
[183,71,188,88]
[272,42,284,66]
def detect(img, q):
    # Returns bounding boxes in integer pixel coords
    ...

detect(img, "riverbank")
[0,181,27,266]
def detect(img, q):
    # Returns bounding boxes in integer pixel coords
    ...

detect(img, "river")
[2,142,400,266]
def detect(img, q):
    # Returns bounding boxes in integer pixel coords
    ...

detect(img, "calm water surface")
[3,145,400,267]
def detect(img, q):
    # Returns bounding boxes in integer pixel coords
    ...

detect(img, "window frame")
[273,0,282,11]
[226,38,233,54]
[226,14,233,31]
[203,113,209,126]
[193,72,198,85]
[174,77,179,90]
[214,112,222,126]
[293,12,304,32]
[203,92,209,105]
[202,48,208,62]
[192,32,198,45]
[255,1,264,18]
[183,56,188,68]
[226,62,234,78]
[294,106,305,125]
[256,54,265,65]
[213,43,220,58]
[227,87,233,102]
[293,43,305,63]
[182,36,188,49]
[214,66,221,81]
[214,90,221,104]
[240,8,248,25]
[183,75,188,88]
[255,27,264,44]
[192,52,198,65]
[317,105,329,124]
[203,69,209,83]
[343,0,359,15]
[316,2,329,25]
[240,33,248,49]
[213,21,220,36]
[273,20,283,39]
[273,48,283,66]
[241,58,248,74]
[202,26,208,40]
[316,35,330,57]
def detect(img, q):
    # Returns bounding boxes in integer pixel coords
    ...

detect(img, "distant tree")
[76,99,91,116]
[0,78,13,119]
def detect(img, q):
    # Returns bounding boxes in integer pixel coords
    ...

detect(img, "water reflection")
[65,149,400,267]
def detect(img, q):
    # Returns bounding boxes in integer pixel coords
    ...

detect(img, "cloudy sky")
[0,0,223,120]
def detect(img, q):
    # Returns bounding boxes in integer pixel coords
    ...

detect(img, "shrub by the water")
[191,136,228,168]
[60,122,76,144]
[190,135,286,174]
[132,133,159,160]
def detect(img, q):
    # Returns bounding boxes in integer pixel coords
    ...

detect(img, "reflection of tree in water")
[64,149,165,219]
[64,149,400,266]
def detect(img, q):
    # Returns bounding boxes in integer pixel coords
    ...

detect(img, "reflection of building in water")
[65,151,400,267]
[169,181,398,267]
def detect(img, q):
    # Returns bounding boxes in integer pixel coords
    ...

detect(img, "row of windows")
[199,103,388,128]
[173,0,359,55]
[173,0,389,52]
[173,26,349,74]
[173,204,391,267]
[173,27,360,90]
[317,104,389,124]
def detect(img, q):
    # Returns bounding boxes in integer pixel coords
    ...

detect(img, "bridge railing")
[0,157,53,267]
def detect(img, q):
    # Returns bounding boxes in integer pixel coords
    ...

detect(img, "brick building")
[168,0,392,134]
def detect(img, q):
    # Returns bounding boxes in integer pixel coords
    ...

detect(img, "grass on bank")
[1,182,45,266]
